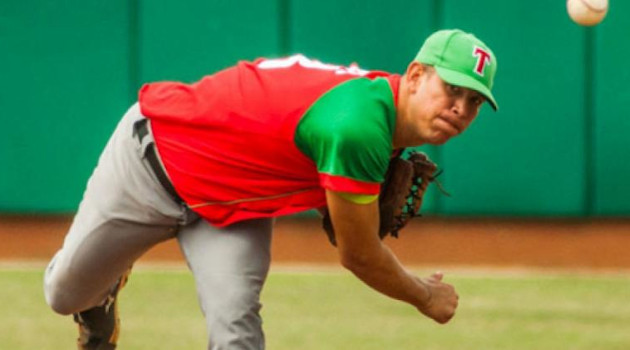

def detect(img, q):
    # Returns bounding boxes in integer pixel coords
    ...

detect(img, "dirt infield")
[1,215,629,269]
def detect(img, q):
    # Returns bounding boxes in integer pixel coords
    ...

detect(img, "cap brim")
[435,66,498,111]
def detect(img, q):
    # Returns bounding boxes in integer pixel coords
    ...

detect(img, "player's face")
[407,68,485,145]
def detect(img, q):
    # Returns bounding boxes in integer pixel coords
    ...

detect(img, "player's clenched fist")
[415,272,459,324]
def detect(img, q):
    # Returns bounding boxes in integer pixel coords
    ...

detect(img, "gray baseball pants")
[44,103,272,349]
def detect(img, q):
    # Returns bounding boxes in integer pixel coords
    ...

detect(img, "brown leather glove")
[322,151,441,246]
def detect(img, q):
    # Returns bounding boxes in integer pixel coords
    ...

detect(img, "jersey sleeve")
[337,192,379,204]
[295,77,396,195]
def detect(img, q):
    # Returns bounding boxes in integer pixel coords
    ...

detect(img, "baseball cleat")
[73,269,130,350]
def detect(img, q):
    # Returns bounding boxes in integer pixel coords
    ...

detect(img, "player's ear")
[405,61,425,92]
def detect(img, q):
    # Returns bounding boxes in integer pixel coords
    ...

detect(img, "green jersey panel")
[295,77,396,189]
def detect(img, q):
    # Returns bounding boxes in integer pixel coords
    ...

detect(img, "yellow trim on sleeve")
[337,192,379,204]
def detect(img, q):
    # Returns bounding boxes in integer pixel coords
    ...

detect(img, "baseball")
[567,0,608,26]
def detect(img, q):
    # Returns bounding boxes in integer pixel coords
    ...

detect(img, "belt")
[133,119,184,205]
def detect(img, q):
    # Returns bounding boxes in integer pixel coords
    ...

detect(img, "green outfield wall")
[1,0,628,216]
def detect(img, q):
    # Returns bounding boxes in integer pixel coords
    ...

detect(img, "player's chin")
[426,131,453,145]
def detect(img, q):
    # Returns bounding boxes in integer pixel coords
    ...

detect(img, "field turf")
[1,266,629,349]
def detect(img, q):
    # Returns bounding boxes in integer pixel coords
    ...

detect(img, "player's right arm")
[325,189,459,324]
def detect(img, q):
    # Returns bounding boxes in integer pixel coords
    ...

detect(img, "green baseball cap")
[415,29,498,110]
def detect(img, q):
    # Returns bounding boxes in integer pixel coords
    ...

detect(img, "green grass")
[1,266,629,349]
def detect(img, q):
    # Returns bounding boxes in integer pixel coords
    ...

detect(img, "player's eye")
[470,95,485,107]
[446,84,461,95]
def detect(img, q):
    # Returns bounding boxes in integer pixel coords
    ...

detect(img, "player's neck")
[393,77,425,149]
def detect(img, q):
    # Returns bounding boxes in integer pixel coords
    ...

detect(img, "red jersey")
[139,55,399,226]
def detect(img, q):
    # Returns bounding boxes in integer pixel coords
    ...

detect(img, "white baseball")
[567,0,608,26]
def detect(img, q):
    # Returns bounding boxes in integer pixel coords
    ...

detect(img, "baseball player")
[44,29,497,349]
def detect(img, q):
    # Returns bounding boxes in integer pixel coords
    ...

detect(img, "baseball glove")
[322,150,444,246]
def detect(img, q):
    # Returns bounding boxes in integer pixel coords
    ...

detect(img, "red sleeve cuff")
[319,173,380,195]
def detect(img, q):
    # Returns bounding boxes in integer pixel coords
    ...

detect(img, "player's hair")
[421,64,435,75]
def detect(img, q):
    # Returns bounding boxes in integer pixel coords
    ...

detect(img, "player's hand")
[415,271,459,324]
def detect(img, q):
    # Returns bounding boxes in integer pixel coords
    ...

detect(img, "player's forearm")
[325,190,429,308]
[340,243,429,309]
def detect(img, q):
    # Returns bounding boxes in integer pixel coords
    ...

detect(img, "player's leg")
[43,103,192,348]
[177,217,273,350]
[46,215,178,349]
[44,211,180,315]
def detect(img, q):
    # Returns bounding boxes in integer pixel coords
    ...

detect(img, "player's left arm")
[326,189,459,324]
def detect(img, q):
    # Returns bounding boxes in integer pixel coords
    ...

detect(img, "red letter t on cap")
[473,47,491,76]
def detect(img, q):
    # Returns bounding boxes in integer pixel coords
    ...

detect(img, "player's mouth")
[434,115,462,135]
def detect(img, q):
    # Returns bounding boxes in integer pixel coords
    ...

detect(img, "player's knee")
[204,292,264,348]
[43,253,75,314]
[207,306,264,349]
[207,297,262,326]
[44,284,78,315]
[44,267,72,314]
[44,271,83,315]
